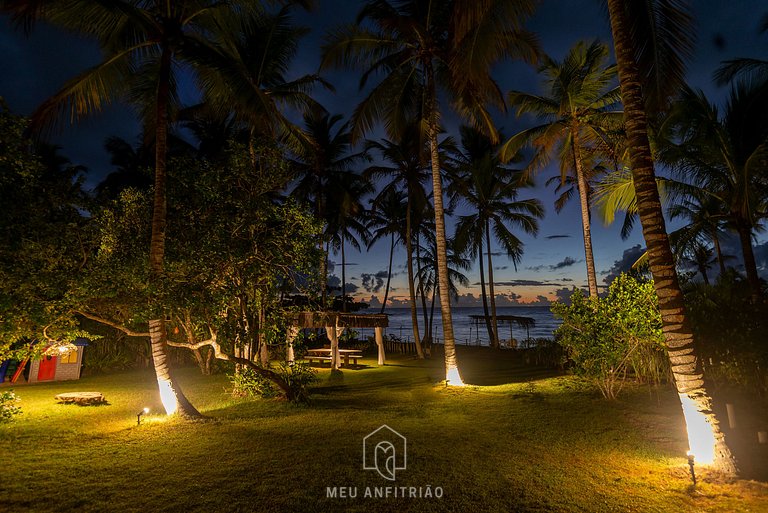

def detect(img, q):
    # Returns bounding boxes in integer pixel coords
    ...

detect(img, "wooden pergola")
[469,314,535,346]
[287,312,389,370]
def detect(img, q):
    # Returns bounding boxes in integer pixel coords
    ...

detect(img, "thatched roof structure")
[290,312,389,329]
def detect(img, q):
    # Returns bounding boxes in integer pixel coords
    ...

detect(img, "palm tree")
[2,0,265,418]
[503,40,622,297]
[678,242,715,285]
[322,0,539,384]
[366,188,408,313]
[363,124,438,358]
[290,107,367,305]
[667,190,730,278]
[415,234,471,350]
[449,125,543,348]
[192,5,330,162]
[659,85,768,301]
[606,0,737,474]
[324,170,373,312]
[714,16,768,88]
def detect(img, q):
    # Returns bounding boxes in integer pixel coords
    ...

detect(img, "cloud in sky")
[361,270,391,293]
[473,279,564,287]
[551,256,581,270]
[603,245,646,285]
[545,235,571,240]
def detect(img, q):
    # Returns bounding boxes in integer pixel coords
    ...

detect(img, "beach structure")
[288,312,389,370]
[468,315,535,347]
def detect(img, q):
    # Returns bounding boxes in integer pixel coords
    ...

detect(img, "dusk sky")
[2,1,767,306]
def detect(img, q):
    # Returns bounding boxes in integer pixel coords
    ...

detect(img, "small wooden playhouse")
[28,339,88,383]
[1,339,88,384]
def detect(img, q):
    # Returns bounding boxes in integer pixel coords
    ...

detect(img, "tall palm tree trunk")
[485,221,500,348]
[380,233,395,313]
[320,237,329,306]
[416,239,431,344]
[735,220,762,301]
[607,0,735,474]
[341,239,347,312]
[697,261,710,285]
[428,288,436,352]
[478,240,495,344]
[148,46,200,418]
[426,67,461,383]
[405,197,425,358]
[571,130,599,297]
[712,233,726,276]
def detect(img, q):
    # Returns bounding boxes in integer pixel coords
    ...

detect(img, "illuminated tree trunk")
[148,45,200,418]
[426,63,462,384]
[607,0,735,474]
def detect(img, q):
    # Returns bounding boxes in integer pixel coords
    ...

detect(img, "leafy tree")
[1,0,267,417]
[684,273,768,396]
[75,143,323,402]
[552,273,666,400]
[0,103,91,361]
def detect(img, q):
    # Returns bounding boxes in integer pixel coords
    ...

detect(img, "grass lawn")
[2,347,767,512]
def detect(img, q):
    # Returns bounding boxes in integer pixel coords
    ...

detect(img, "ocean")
[355,306,560,346]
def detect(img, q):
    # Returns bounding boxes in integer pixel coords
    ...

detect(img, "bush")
[551,274,668,399]
[230,362,317,402]
[0,390,22,423]
[517,339,564,368]
[684,272,768,395]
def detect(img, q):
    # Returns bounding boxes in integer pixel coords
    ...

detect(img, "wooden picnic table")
[305,348,363,367]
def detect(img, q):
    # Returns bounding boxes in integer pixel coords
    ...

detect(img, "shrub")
[684,273,768,395]
[0,390,22,423]
[551,274,667,399]
[230,362,317,402]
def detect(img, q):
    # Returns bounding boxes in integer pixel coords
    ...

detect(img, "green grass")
[1,348,767,512]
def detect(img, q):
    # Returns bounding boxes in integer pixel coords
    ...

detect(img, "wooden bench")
[303,355,333,366]
[302,354,363,368]
[343,355,362,367]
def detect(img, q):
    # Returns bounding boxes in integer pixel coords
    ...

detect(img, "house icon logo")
[363,425,407,481]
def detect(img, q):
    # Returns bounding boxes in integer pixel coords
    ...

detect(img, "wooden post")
[286,326,299,365]
[375,327,385,366]
[325,322,343,370]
